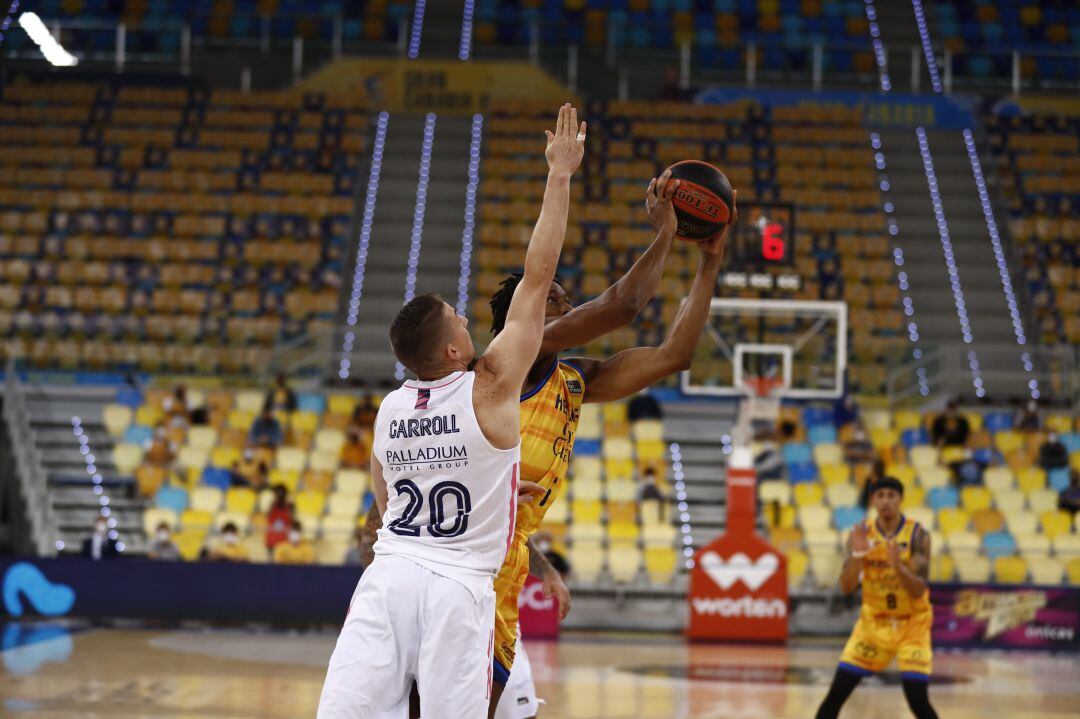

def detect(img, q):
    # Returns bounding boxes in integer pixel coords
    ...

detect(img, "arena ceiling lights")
[18,11,78,66]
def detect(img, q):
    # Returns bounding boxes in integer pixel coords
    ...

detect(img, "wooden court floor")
[1,623,1078,718]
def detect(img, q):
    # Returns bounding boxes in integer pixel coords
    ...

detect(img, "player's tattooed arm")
[839,523,868,594]
[891,525,930,599]
[527,536,571,620]
[359,503,382,567]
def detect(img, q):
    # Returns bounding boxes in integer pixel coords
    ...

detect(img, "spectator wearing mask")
[82,516,120,560]
[265,484,294,551]
[843,425,876,465]
[248,408,284,448]
[638,466,667,523]
[931,400,970,448]
[628,390,663,422]
[207,522,248,562]
[1014,399,1041,433]
[1038,432,1070,471]
[1058,471,1080,516]
[341,427,372,469]
[273,521,316,564]
[264,373,298,414]
[144,421,176,467]
[148,522,180,561]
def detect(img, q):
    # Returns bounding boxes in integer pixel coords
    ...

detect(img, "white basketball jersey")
[372,371,519,594]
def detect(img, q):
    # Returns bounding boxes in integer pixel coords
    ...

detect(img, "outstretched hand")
[646,169,681,234]
[544,103,586,177]
[850,522,870,556]
[700,189,737,257]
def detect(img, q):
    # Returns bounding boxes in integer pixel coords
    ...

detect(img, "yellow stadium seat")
[826,483,858,507]
[917,465,950,489]
[577,406,602,439]
[940,446,967,464]
[1072,452,1080,473]
[112,443,144,475]
[1028,489,1058,513]
[295,514,321,540]
[1016,467,1046,494]
[571,456,602,482]
[314,428,347,454]
[295,489,327,517]
[993,556,1028,584]
[225,487,257,514]
[102,404,133,438]
[210,445,241,469]
[143,507,178,536]
[945,531,980,553]
[573,477,603,501]
[893,410,922,432]
[190,486,224,513]
[910,446,939,471]
[256,489,276,513]
[269,468,300,492]
[572,499,603,524]
[1040,511,1072,538]
[135,404,163,427]
[644,547,678,584]
[234,390,264,414]
[137,465,168,497]
[322,515,356,538]
[604,458,635,482]
[327,394,356,417]
[765,504,796,529]
[905,506,935,530]
[929,553,955,582]
[1029,556,1064,585]
[631,420,664,442]
[1045,414,1072,434]
[180,509,213,532]
[1053,534,1080,557]
[770,527,803,551]
[963,412,983,432]
[983,466,1015,492]
[608,546,642,582]
[213,511,251,533]
[316,538,349,565]
[794,483,824,506]
[308,448,340,473]
[276,446,306,472]
[955,555,991,582]
[1015,532,1051,557]
[603,437,633,461]
[785,549,808,588]
[938,508,970,534]
[971,508,1004,535]
[994,430,1024,455]
[602,403,628,425]
[636,440,666,463]
[174,530,206,561]
[1005,510,1038,535]
[809,550,842,587]
[862,409,891,430]
[902,485,926,511]
[870,427,899,452]
[176,445,209,472]
[812,444,843,466]
[885,464,917,487]
[544,497,570,524]
[187,426,217,451]
[642,522,677,547]
[820,464,850,486]
[227,409,255,430]
[327,492,361,518]
[994,489,1026,514]
[335,469,369,495]
[1068,558,1080,585]
[606,478,637,502]
[805,527,839,551]
[570,542,604,582]
[290,411,320,434]
[760,481,792,505]
[961,486,992,513]
[244,535,270,563]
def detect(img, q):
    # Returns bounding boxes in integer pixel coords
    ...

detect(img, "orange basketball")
[665,160,735,242]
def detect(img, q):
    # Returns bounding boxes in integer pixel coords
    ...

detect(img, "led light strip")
[862,0,892,92]
[456,114,483,316]
[339,111,389,381]
[670,442,694,569]
[0,1,20,49]
[961,129,1039,399]
[17,11,78,66]
[65,417,124,553]
[395,112,437,381]
[871,131,930,396]
[916,127,984,397]
[458,0,475,61]
[407,0,426,59]
[910,0,943,93]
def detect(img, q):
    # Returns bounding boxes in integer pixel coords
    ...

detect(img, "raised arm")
[568,201,734,404]
[475,104,585,394]
[537,172,680,354]
[890,525,930,599]
[839,522,868,595]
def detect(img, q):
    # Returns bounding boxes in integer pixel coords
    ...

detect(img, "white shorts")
[494,627,540,719]
[318,556,496,719]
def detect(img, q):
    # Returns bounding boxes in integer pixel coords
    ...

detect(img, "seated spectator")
[228,460,251,488]
[843,425,876,465]
[1014,399,1041,433]
[931,400,970,448]
[949,449,986,487]
[264,373,297,414]
[355,393,378,429]
[162,384,191,426]
[206,523,248,562]
[265,484,294,551]
[638,467,666,523]
[833,395,859,429]
[343,528,368,568]
[148,522,180,561]
[248,409,284,448]
[273,521,316,564]
[144,422,176,467]
[82,516,120,560]
[1039,432,1070,471]
[341,427,372,469]
[532,530,570,576]
[235,449,262,482]
[628,390,663,422]
[1059,471,1080,516]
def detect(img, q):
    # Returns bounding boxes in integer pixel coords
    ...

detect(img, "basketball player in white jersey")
[317,103,586,719]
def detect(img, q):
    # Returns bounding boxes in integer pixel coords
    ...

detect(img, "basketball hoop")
[741,375,782,425]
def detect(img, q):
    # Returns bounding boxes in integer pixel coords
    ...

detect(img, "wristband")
[850,549,868,559]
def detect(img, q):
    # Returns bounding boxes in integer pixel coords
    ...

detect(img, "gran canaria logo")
[954,589,1046,639]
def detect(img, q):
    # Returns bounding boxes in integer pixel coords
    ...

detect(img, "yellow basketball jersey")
[860,516,932,619]
[516,360,585,537]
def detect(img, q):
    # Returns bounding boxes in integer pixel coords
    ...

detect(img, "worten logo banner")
[687,466,788,641]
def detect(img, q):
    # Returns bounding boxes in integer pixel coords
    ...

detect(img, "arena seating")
[472,0,876,75]
[0,82,364,373]
[477,99,901,394]
[116,386,678,583]
[984,111,1080,345]
[764,404,1080,588]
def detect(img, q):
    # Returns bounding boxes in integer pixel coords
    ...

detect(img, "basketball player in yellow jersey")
[815,476,939,719]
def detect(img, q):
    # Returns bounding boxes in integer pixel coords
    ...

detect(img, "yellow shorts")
[491,533,530,684]
[838,611,933,678]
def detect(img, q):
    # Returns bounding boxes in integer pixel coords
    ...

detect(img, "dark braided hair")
[488,272,565,336]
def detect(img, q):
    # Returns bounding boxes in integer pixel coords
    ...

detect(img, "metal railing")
[3,359,57,557]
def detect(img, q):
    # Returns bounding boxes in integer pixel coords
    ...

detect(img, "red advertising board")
[687,464,789,641]
[518,574,560,639]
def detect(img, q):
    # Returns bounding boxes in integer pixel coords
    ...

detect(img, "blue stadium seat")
[1049,467,1071,492]
[834,505,865,532]
[574,439,601,457]
[115,388,143,407]
[928,486,959,511]
[124,424,154,446]
[789,463,819,484]
[901,428,930,448]
[1063,433,1080,453]
[201,467,233,491]
[983,412,1013,433]
[297,393,326,414]
[802,407,832,426]
[783,443,813,466]
[982,531,1017,560]
[808,424,837,446]
[156,486,188,514]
